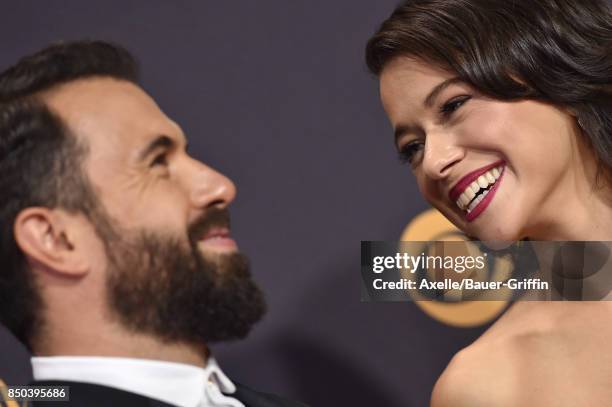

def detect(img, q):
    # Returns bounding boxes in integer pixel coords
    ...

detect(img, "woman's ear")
[562,107,586,133]
[14,207,88,277]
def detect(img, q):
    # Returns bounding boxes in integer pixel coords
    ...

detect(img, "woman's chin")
[439,201,525,243]
[467,222,523,244]
[453,208,517,240]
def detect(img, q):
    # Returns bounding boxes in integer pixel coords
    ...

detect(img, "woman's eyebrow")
[423,77,463,108]
[393,77,464,143]
[394,123,419,145]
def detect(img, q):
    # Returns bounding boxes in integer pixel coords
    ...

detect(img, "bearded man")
[0,40,305,407]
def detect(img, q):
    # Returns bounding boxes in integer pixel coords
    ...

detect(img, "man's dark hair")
[0,40,139,349]
[366,0,612,181]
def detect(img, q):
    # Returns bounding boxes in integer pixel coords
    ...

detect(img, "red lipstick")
[449,160,505,202]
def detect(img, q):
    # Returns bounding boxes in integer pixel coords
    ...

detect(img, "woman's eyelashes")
[439,95,471,119]
[398,140,424,165]
[397,95,471,166]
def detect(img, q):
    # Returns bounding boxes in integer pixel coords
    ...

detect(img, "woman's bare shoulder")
[431,302,612,407]
[430,337,520,407]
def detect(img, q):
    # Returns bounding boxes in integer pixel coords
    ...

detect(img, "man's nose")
[421,133,465,180]
[186,159,237,209]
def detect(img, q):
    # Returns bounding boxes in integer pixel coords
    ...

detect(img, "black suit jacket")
[15,380,308,407]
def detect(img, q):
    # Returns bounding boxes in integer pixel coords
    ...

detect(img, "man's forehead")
[41,77,184,150]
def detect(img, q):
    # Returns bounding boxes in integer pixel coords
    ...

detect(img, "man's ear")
[14,207,88,277]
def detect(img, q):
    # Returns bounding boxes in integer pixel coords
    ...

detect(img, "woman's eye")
[439,96,471,118]
[398,141,424,165]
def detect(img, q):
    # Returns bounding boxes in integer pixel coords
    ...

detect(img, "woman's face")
[380,57,584,241]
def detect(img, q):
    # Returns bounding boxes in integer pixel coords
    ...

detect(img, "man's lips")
[198,227,237,250]
[449,160,506,202]
[200,227,231,240]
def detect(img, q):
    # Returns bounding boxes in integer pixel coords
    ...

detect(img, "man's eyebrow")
[138,135,175,162]
[423,77,463,108]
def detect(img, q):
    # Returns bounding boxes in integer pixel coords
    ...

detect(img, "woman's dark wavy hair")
[366,0,612,183]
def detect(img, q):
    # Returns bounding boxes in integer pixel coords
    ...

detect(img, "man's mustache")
[188,207,231,243]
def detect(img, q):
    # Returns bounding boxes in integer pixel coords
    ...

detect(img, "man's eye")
[439,96,471,118]
[398,141,424,166]
[151,153,168,166]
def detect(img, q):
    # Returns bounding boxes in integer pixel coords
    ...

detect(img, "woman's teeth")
[456,166,503,212]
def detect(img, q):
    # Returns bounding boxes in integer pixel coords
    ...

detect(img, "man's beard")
[96,207,266,345]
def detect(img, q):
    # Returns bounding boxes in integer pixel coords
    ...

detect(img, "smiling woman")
[365,0,612,405]
[366,0,612,242]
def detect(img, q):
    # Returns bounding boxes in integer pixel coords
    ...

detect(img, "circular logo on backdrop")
[400,209,510,327]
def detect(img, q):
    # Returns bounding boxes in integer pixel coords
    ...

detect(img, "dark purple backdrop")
[0,2,497,406]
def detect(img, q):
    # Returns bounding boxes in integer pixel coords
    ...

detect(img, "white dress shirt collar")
[31,356,244,407]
